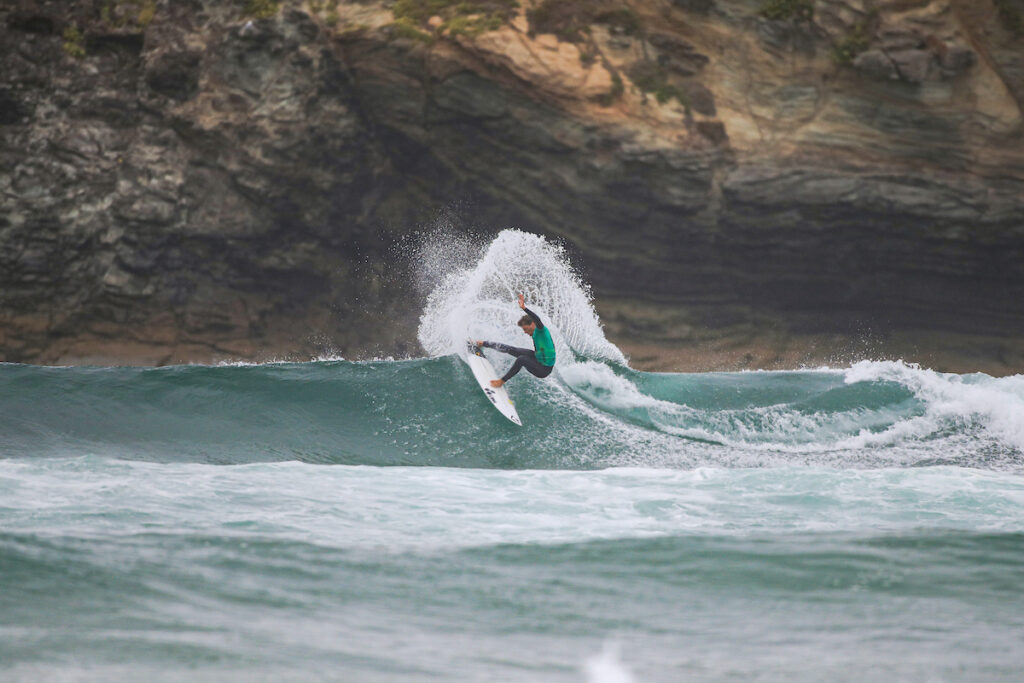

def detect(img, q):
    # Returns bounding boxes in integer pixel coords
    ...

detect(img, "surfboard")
[465,342,522,426]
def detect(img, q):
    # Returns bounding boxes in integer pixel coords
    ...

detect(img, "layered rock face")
[1,0,1022,370]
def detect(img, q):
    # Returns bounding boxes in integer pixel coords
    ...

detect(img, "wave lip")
[843,360,1024,454]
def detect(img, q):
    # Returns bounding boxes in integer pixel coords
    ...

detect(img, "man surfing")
[474,294,556,388]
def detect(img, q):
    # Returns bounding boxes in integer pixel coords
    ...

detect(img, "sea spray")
[416,229,626,364]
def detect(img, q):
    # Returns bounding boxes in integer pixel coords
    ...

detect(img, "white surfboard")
[465,342,522,426]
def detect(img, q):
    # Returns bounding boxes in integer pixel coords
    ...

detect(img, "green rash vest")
[525,307,556,366]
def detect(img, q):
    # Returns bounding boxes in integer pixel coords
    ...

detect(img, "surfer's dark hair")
[518,315,533,327]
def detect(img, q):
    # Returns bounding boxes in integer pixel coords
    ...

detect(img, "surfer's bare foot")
[490,379,504,388]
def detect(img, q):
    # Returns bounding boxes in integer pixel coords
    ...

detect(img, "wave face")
[1,357,1023,470]
[3,230,1024,681]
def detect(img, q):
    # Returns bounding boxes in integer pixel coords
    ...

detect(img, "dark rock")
[756,18,816,55]
[429,71,509,121]
[648,33,709,77]
[682,81,716,116]
[0,88,30,124]
[860,49,938,86]
[876,27,923,52]
[7,13,57,35]
[73,96,141,127]
[853,49,900,81]
[145,50,202,100]
[856,27,975,83]
[718,165,1024,334]
[85,32,145,58]
[670,0,714,14]
[888,48,936,83]
[284,9,319,42]
[940,45,975,76]
[695,120,727,145]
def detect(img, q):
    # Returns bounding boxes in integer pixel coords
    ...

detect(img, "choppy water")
[3,231,1023,681]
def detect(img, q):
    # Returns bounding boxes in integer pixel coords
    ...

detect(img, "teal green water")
[2,358,1024,681]
[3,356,1021,468]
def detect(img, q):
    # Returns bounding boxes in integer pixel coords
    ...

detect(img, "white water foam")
[556,361,893,456]
[583,642,636,683]
[5,458,1024,550]
[844,360,1024,453]
[562,357,1024,461]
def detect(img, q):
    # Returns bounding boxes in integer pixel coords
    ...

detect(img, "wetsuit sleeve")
[522,306,545,330]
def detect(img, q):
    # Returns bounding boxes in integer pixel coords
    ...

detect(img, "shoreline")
[8,329,1023,377]
[615,332,1024,377]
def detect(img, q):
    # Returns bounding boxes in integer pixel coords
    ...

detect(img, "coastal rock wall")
[1,0,1022,369]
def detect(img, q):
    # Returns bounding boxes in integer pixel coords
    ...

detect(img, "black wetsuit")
[482,307,556,382]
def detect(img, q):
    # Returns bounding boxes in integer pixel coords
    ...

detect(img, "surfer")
[475,294,555,388]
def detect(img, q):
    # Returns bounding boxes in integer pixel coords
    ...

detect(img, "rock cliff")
[2,0,1022,371]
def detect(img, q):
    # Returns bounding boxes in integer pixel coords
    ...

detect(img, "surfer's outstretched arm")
[517,293,545,329]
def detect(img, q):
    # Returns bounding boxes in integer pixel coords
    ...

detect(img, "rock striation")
[1,0,1022,371]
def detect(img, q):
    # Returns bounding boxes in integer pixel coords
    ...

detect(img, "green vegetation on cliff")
[758,0,813,21]
[62,24,86,58]
[245,0,281,19]
[627,61,690,109]
[393,0,517,37]
[831,14,873,64]
[100,1,157,28]
[527,0,642,41]
[392,17,435,42]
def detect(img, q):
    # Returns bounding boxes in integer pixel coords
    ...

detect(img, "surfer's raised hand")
[518,294,526,309]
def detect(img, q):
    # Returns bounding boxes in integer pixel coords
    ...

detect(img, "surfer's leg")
[483,342,534,357]
[500,352,553,382]
[527,362,554,379]
[500,356,528,382]
[520,355,554,379]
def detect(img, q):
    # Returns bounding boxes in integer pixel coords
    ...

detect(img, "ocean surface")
[3,231,1024,681]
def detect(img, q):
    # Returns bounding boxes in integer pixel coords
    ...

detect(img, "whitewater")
[2,230,1023,681]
